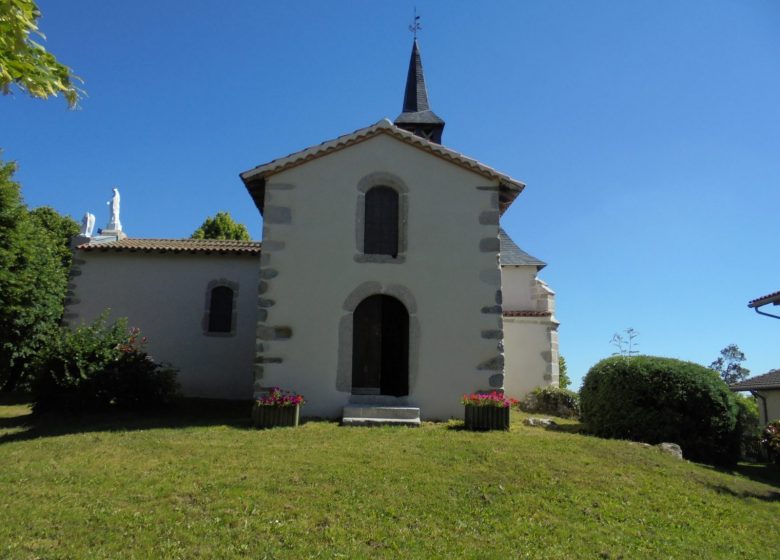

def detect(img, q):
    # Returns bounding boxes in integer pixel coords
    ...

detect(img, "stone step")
[342,405,421,427]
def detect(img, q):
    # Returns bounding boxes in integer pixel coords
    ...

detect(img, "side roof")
[239,119,525,216]
[730,369,780,391]
[499,228,546,269]
[77,238,262,255]
[749,291,780,308]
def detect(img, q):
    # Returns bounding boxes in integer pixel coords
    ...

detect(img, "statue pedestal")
[98,229,127,239]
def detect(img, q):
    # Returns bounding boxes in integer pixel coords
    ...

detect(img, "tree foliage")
[0,157,78,391]
[558,355,571,389]
[709,344,750,385]
[0,0,82,107]
[191,211,250,241]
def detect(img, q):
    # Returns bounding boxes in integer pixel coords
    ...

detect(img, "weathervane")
[408,8,421,39]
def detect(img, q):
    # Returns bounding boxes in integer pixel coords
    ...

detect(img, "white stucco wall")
[255,133,504,420]
[503,318,559,398]
[500,264,559,398]
[65,251,259,400]
[501,266,537,310]
[757,390,780,425]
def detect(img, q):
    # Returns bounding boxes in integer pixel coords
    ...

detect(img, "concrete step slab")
[341,416,421,427]
[342,405,421,427]
[342,405,420,420]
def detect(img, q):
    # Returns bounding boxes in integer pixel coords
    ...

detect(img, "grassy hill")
[0,398,777,559]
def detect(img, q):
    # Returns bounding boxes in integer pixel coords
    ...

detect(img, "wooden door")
[351,295,409,397]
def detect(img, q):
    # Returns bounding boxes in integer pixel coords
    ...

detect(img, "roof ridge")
[239,120,524,214]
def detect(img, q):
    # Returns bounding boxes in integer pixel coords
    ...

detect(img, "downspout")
[751,390,769,425]
[753,303,780,319]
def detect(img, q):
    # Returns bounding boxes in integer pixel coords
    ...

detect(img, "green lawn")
[0,398,778,559]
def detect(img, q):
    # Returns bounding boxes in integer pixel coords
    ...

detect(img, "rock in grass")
[657,442,683,460]
[523,417,559,430]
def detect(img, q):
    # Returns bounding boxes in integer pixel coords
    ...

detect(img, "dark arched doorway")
[351,294,409,397]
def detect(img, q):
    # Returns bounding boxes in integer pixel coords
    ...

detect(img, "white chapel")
[65,40,559,421]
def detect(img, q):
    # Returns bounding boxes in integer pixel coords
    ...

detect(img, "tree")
[0,157,78,391]
[29,205,79,269]
[0,0,82,107]
[191,211,250,241]
[709,344,750,385]
[558,355,571,389]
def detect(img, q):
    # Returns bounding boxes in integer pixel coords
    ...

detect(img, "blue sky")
[2,1,779,388]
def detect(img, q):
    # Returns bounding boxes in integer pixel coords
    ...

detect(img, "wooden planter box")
[464,405,510,431]
[252,403,300,429]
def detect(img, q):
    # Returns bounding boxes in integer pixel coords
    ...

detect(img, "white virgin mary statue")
[106,188,122,231]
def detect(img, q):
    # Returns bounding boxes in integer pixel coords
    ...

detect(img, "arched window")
[364,186,399,257]
[208,286,234,333]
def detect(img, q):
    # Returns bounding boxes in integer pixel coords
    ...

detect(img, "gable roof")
[749,290,780,308]
[499,228,546,269]
[239,119,525,216]
[77,238,261,255]
[730,369,780,391]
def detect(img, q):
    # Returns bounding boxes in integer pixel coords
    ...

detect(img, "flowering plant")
[256,387,305,407]
[116,327,149,354]
[461,391,518,409]
[762,419,780,462]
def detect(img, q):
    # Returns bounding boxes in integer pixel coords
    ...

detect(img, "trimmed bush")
[31,315,178,413]
[521,386,580,418]
[580,356,741,465]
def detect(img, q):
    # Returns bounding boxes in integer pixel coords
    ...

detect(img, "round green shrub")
[580,356,741,465]
[521,386,580,418]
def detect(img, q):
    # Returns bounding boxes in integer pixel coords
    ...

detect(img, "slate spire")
[394,39,445,144]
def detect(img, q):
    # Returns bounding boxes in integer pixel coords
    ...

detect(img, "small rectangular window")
[208,286,233,333]
[364,186,399,257]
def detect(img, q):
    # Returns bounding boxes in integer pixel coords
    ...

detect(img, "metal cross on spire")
[408,8,421,39]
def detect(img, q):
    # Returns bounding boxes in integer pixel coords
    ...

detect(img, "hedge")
[580,355,741,465]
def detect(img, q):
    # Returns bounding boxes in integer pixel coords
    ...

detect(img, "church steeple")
[394,39,445,144]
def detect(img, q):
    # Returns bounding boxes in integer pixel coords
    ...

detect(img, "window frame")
[354,172,408,264]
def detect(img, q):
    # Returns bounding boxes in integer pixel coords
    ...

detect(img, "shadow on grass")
[0,398,256,445]
[0,392,34,406]
[725,462,780,489]
[707,482,780,502]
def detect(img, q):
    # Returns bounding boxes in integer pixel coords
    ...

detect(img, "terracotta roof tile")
[748,290,780,308]
[503,310,552,317]
[730,369,780,391]
[77,238,261,255]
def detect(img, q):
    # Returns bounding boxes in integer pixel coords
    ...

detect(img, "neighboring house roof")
[77,238,262,255]
[499,228,546,269]
[239,119,525,216]
[749,291,780,308]
[730,369,780,391]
